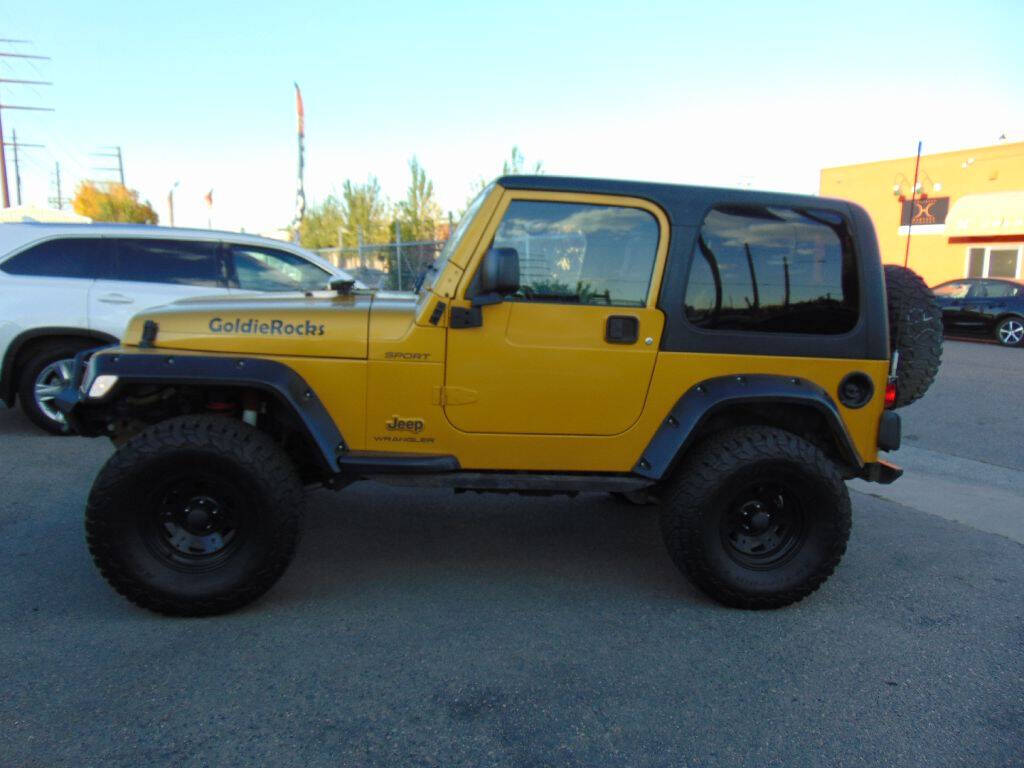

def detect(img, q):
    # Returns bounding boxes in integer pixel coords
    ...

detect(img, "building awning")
[946,191,1024,242]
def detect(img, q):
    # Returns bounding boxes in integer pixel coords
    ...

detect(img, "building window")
[965,245,1022,279]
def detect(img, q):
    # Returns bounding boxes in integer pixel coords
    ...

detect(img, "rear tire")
[659,426,851,609]
[85,415,304,616]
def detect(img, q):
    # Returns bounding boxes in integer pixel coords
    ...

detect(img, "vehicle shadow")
[273,481,709,608]
[0,404,47,437]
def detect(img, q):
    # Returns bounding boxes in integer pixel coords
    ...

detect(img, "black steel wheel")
[86,415,303,616]
[660,426,851,609]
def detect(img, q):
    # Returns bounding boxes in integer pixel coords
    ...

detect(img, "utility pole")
[12,128,20,205]
[2,129,45,206]
[0,43,53,207]
[167,180,179,226]
[93,146,125,186]
[50,161,63,209]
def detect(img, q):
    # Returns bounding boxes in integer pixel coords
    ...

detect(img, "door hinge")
[450,305,482,328]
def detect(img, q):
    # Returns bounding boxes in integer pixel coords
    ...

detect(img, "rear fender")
[634,374,862,480]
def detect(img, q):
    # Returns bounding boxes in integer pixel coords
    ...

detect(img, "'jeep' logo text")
[386,416,424,433]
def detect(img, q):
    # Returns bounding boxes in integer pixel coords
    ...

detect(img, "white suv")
[0,223,354,434]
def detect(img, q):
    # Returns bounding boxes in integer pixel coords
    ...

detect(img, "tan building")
[820,141,1024,287]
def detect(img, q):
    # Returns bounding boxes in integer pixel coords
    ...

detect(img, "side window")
[0,238,110,279]
[229,246,331,292]
[933,281,970,299]
[684,205,859,335]
[489,200,659,307]
[972,281,1016,299]
[114,239,222,287]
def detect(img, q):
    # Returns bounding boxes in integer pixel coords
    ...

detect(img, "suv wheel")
[995,316,1024,347]
[85,415,304,616]
[660,426,851,609]
[17,341,94,435]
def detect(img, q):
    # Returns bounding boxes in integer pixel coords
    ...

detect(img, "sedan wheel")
[996,317,1024,347]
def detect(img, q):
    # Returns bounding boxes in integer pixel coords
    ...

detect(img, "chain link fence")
[316,240,446,290]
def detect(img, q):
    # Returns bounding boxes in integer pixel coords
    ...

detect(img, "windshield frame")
[418,183,493,296]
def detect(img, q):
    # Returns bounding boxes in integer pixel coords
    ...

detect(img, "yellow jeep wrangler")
[59,176,942,615]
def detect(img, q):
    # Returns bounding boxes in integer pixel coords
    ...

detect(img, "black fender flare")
[68,352,347,473]
[1,327,119,406]
[633,374,862,480]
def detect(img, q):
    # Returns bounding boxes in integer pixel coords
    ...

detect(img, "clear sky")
[2,0,1021,234]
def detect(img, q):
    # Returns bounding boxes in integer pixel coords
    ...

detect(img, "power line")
[0,41,52,207]
[92,145,125,185]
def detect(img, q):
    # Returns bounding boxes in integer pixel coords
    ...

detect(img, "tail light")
[884,380,897,408]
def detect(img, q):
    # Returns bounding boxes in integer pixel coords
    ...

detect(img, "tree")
[340,177,390,246]
[465,145,543,211]
[298,195,344,249]
[395,157,442,242]
[298,178,390,249]
[502,145,543,175]
[72,182,158,224]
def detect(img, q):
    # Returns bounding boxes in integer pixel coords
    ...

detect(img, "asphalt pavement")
[1,340,1021,767]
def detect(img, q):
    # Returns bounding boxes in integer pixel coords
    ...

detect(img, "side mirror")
[473,247,520,305]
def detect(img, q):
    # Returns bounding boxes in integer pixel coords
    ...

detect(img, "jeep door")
[443,192,667,436]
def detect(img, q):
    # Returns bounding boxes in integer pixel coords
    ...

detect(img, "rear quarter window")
[1,238,110,279]
[684,205,859,335]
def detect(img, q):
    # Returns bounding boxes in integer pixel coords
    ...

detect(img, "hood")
[122,290,374,359]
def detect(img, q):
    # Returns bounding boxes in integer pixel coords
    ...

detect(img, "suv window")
[228,245,331,292]
[684,205,859,334]
[1,237,110,279]
[114,239,223,286]
[490,200,659,307]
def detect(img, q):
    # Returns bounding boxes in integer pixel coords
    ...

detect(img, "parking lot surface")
[1,341,1022,767]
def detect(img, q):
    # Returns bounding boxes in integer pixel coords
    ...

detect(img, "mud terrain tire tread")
[884,265,943,408]
[660,426,851,609]
[85,415,303,616]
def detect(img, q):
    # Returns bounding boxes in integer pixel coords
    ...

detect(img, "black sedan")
[932,277,1024,346]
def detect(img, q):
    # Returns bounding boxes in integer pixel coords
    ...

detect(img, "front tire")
[660,426,851,609]
[995,316,1024,347]
[85,416,304,616]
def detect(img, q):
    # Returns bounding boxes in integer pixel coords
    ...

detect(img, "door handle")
[96,293,135,304]
[605,315,639,344]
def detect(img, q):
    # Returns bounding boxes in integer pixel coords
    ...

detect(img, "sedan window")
[932,281,970,299]
[974,281,1019,298]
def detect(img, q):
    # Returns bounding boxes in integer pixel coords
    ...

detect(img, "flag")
[295,82,304,138]
[204,189,213,208]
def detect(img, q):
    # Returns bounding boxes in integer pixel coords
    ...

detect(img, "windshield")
[418,184,492,295]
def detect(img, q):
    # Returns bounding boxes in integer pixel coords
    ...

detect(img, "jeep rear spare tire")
[85,415,304,616]
[884,265,943,408]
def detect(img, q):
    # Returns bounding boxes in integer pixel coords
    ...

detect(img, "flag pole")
[903,140,922,268]
[291,83,306,243]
